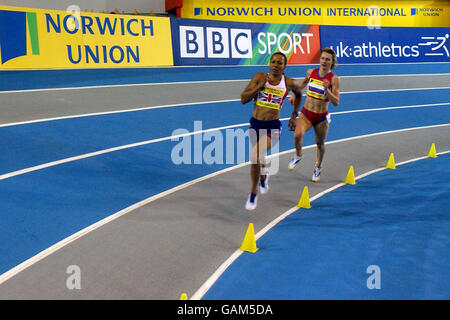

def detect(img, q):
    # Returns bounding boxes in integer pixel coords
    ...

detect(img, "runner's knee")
[316,141,325,150]
[294,130,304,141]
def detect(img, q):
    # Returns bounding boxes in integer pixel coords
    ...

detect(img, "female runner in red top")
[288,48,341,182]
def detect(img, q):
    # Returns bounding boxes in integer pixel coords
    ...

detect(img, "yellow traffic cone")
[428,143,437,158]
[344,165,356,184]
[297,186,311,209]
[240,223,258,253]
[180,292,188,300]
[386,153,396,169]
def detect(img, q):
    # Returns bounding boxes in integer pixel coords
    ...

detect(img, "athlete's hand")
[288,116,296,131]
[323,79,330,91]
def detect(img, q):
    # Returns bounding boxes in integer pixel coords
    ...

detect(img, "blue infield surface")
[204,153,450,300]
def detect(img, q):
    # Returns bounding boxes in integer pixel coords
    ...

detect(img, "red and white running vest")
[306,68,334,102]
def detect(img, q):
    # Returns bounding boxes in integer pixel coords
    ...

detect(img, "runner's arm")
[241,73,268,104]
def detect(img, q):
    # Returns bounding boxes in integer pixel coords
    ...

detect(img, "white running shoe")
[259,174,269,194]
[312,166,322,182]
[245,193,258,210]
[288,155,302,171]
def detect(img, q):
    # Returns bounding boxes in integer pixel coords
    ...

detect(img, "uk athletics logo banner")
[320,25,450,63]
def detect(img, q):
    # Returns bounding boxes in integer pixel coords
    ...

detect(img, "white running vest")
[255,75,288,110]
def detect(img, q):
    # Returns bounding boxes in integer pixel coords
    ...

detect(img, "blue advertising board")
[170,18,321,65]
[320,26,450,63]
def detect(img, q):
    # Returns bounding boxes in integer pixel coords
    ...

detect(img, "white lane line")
[330,102,450,115]
[1,73,449,94]
[338,73,450,78]
[190,150,450,300]
[0,99,238,128]
[0,122,246,181]
[0,79,246,94]
[0,103,449,181]
[0,125,448,285]
[1,61,448,73]
[1,87,449,128]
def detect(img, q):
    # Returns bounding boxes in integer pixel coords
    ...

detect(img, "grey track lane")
[1,127,449,299]
[0,74,448,299]
[1,74,449,125]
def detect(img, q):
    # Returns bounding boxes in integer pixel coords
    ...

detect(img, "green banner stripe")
[26,12,39,55]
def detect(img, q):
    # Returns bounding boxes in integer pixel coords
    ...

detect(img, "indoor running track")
[0,63,449,299]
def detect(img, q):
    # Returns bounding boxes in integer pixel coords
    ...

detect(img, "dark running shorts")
[249,117,282,144]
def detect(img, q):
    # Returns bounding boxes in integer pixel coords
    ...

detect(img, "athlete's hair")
[270,51,287,66]
[321,47,337,69]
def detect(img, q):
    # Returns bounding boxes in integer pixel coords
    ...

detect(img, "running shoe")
[259,174,269,194]
[288,155,302,171]
[245,193,258,210]
[312,166,322,182]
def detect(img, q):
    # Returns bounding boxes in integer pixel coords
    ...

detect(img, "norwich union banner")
[181,0,450,28]
[0,5,173,69]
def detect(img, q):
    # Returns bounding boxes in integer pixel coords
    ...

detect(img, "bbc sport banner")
[181,0,450,28]
[0,5,173,69]
[170,18,321,66]
[320,26,450,63]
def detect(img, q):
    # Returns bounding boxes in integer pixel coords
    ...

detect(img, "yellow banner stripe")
[181,0,450,27]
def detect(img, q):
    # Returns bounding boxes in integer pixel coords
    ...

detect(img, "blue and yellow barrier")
[1,3,449,69]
